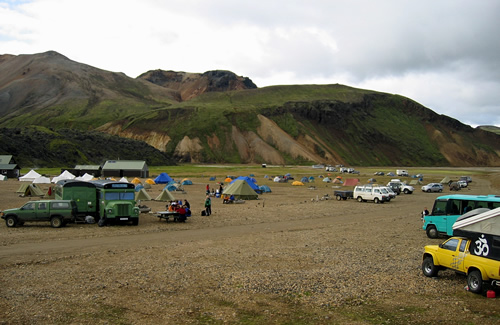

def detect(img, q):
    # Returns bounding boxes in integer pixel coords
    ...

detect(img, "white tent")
[33,176,51,184]
[52,170,76,183]
[119,176,129,183]
[75,173,94,181]
[19,169,41,182]
[0,175,6,181]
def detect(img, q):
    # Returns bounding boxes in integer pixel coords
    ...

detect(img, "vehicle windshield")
[104,192,135,201]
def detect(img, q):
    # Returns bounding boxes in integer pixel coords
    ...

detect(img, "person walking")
[204,196,212,216]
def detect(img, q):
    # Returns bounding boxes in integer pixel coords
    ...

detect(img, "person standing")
[204,196,212,216]
[421,207,429,220]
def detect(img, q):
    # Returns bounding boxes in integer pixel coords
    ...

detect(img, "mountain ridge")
[1,51,499,167]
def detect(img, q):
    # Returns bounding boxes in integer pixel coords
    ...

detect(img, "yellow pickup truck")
[422,236,500,294]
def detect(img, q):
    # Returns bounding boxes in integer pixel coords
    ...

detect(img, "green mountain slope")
[1,51,500,167]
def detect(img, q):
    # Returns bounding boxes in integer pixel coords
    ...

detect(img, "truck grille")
[116,204,130,217]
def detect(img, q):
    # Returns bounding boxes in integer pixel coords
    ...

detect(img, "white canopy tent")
[52,170,76,183]
[33,176,51,184]
[19,169,41,182]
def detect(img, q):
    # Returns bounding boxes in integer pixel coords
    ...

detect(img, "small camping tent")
[119,177,129,183]
[136,188,152,201]
[259,185,272,193]
[292,181,304,186]
[440,176,451,184]
[0,175,7,181]
[322,177,331,183]
[145,178,156,185]
[301,176,309,183]
[222,179,258,200]
[343,178,360,186]
[131,177,142,185]
[22,184,44,197]
[154,172,173,184]
[181,179,193,185]
[19,169,41,182]
[155,190,176,201]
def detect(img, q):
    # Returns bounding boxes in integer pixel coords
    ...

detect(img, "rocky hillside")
[137,70,257,101]
[1,51,500,167]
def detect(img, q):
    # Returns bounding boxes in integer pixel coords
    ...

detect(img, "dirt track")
[1,168,500,324]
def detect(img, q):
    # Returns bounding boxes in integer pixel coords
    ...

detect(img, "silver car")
[421,183,443,193]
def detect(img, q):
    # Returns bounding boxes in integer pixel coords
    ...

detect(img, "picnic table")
[156,211,181,222]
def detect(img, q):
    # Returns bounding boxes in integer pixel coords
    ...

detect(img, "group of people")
[166,199,191,222]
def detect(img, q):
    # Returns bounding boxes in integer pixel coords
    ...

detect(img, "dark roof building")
[102,160,149,178]
[71,165,102,177]
[0,155,21,178]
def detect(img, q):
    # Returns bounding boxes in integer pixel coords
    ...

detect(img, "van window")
[51,202,70,209]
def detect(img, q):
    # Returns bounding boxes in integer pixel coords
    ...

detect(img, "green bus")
[55,179,140,225]
[423,194,500,238]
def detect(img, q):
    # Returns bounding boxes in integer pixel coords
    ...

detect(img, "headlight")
[107,209,113,214]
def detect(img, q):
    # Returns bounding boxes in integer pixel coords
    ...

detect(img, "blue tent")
[309,176,315,182]
[165,184,178,192]
[259,185,272,193]
[135,184,144,192]
[154,172,173,184]
[230,176,260,193]
[301,176,309,183]
[182,179,193,185]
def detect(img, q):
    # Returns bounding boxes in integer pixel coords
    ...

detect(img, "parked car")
[422,236,500,294]
[353,185,390,203]
[421,183,443,193]
[1,200,77,228]
[383,186,397,199]
[457,180,468,188]
[460,176,472,184]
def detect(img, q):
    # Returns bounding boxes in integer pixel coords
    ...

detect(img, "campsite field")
[1,166,500,324]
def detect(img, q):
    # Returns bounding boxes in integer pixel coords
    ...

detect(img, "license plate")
[120,218,128,221]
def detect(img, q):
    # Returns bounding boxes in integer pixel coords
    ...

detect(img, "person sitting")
[223,195,230,204]
[176,205,186,222]
[184,206,191,217]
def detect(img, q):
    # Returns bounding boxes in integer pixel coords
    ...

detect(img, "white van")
[396,170,409,176]
[353,185,390,203]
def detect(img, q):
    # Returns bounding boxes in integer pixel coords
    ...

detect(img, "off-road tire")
[336,195,342,201]
[422,256,439,277]
[132,218,139,226]
[5,216,17,227]
[426,225,439,239]
[357,196,363,202]
[50,216,63,228]
[374,197,380,204]
[467,270,483,294]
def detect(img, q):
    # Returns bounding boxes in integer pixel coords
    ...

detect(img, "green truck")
[54,179,140,226]
[1,200,78,228]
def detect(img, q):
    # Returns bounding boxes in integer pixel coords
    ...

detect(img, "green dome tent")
[222,179,258,200]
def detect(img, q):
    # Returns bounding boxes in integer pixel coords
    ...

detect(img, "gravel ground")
[1,169,500,324]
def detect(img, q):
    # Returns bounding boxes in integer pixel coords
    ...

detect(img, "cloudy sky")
[1,0,499,127]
